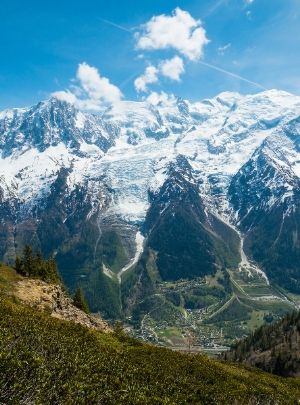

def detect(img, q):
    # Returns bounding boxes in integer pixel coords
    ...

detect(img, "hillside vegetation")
[225,310,300,377]
[15,245,60,283]
[0,265,300,404]
[0,262,110,332]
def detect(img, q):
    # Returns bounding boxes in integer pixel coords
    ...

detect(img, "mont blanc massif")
[1,89,300,348]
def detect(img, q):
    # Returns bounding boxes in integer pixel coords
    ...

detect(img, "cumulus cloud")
[52,90,78,104]
[133,8,209,94]
[134,65,159,92]
[52,62,123,111]
[134,56,185,93]
[146,91,176,106]
[76,62,122,104]
[160,56,185,81]
[136,8,209,61]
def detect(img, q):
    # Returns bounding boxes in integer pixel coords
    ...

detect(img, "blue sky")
[0,0,299,109]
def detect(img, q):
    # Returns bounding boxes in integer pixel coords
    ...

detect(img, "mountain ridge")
[1,89,300,345]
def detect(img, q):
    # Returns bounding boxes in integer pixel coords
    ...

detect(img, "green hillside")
[225,310,300,377]
[0,265,300,404]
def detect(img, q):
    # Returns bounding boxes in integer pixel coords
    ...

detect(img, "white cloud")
[217,43,231,55]
[134,57,185,93]
[52,62,123,111]
[146,91,176,106]
[160,56,185,81]
[136,8,209,61]
[134,65,159,92]
[245,0,254,4]
[76,62,122,104]
[52,90,78,104]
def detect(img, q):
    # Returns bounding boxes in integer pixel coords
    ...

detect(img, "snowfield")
[0,89,300,224]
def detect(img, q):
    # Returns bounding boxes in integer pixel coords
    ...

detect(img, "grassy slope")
[0,267,300,404]
[0,263,22,293]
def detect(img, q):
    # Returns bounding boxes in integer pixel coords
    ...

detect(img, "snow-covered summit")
[1,89,300,223]
[0,97,119,158]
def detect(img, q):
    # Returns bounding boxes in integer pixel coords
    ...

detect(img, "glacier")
[1,89,300,226]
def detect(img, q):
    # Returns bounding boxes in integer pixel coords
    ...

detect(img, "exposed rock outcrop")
[14,278,111,332]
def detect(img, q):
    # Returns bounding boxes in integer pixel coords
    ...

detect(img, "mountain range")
[1,89,300,346]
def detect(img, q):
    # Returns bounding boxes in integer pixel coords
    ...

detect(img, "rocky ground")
[14,278,111,332]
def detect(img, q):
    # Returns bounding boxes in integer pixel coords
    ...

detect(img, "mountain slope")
[0,269,300,404]
[144,155,240,280]
[229,117,300,292]
[0,97,118,156]
[225,310,300,377]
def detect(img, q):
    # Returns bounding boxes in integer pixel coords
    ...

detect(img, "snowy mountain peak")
[2,89,300,302]
[0,97,120,159]
[0,89,300,223]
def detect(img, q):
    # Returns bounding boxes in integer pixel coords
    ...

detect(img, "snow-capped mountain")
[2,90,299,220]
[229,114,300,292]
[1,89,300,315]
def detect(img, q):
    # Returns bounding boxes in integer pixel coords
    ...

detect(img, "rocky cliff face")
[14,278,111,332]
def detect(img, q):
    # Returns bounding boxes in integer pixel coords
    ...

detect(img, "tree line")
[15,246,60,283]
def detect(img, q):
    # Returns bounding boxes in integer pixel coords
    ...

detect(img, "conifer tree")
[15,246,60,283]
[15,256,25,276]
[73,287,90,313]
[23,245,34,277]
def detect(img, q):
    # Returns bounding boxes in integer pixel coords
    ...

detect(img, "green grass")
[1,294,300,404]
[0,263,21,293]
[242,284,277,296]
[205,269,224,288]
[246,310,267,330]
[159,326,183,339]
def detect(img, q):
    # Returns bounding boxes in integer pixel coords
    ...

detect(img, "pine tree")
[23,245,34,277]
[34,252,43,278]
[14,247,60,283]
[73,288,90,313]
[43,256,60,283]
[15,256,25,276]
